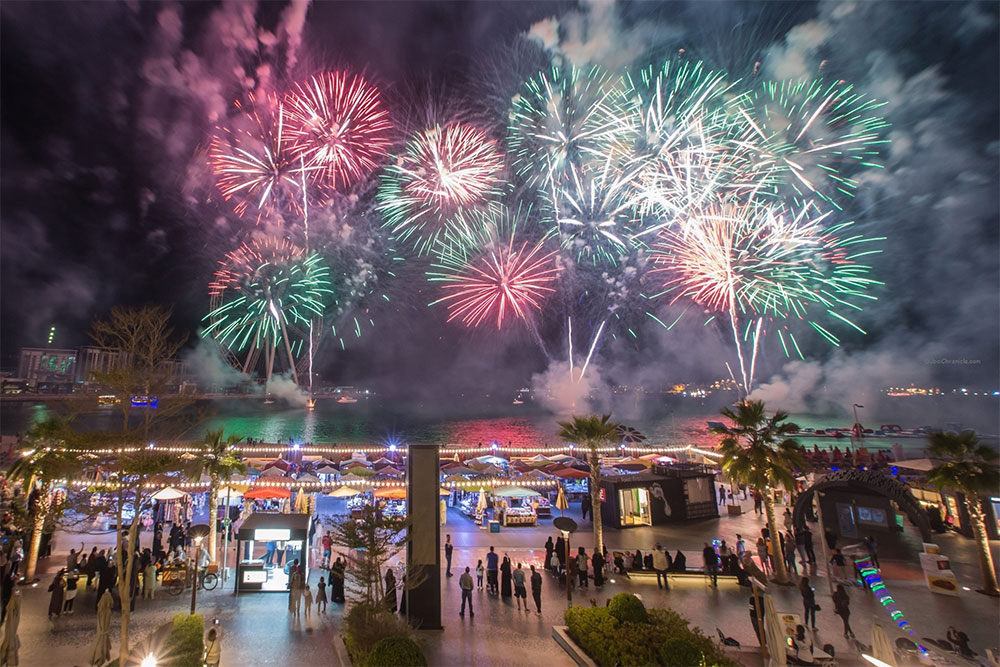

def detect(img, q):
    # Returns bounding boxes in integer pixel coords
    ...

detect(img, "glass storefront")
[618,487,651,526]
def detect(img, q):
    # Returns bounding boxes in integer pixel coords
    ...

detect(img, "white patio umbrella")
[89,591,112,665]
[1,592,20,666]
[217,485,244,499]
[476,488,488,513]
[871,622,897,667]
[151,486,187,501]
[763,594,787,666]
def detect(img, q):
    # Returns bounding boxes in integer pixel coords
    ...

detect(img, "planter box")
[552,626,598,667]
[727,504,743,516]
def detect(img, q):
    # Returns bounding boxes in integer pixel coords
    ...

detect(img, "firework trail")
[210,93,317,223]
[427,205,560,331]
[379,122,506,254]
[283,71,392,191]
[205,237,332,385]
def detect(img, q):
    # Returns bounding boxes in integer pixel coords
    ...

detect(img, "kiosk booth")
[235,513,313,593]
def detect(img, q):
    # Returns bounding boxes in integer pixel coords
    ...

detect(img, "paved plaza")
[7,492,999,666]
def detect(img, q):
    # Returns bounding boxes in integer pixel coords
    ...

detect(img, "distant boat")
[337,396,358,404]
[513,399,524,405]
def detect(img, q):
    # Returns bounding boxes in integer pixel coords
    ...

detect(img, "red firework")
[208,237,304,296]
[429,231,560,329]
[283,71,392,190]
[209,94,316,223]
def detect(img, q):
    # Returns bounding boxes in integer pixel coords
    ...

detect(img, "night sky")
[2,1,997,405]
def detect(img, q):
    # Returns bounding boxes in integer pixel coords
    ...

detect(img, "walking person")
[703,543,718,587]
[486,546,499,595]
[530,564,542,615]
[833,584,854,638]
[288,559,304,617]
[803,527,816,564]
[591,548,605,588]
[576,547,589,588]
[303,583,313,623]
[384,568,397,613]
[48,569,65,621]
[783,508,793,531]
[554,535,566,575]
[63,569,79,613]
[736,534,746,559]
[795,528,808,567]
[500,555,513,599]
[444,534,454,577]
[830,548,848,581]
[784,530,798,575]
[581,494,591,520]
[799,576,817,629]
[316,576,328,613]
[203,626,222,667]
[864,535,880,568]
[544,536,554,570]
[513,562,528,610]
[459,566,474,617]
[753,490,763,515]
[652,546,669,590]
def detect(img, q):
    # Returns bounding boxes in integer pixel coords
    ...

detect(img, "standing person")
[803,527,816,564]
[288,559,304,617]
[458,566,474,617]
[864,535,880,568]
[703,543,718,587]
[384,568,397,613]
[316,577,327,614]
[784,530,798,575]
[47,569,65,621]
[783,508,793,531]
[331,557,346,603]
[652,546,669,590]
[203,626,222,667]
[530,565,542,615]
[63,569,79,613]
[143,557,157,599]
[736,534,746,559]
[754,490,764,515]
[66,546,81,572]
[833,584,854,638]
[444,534,454,577]
[795,528,808,567]
[554,535,566,575]
[544,537,554,570]
[824,529,837,552]
[485,546,499,595]
[799,576,817,629]
[581,494,591,520]
[321,532,332,569]
[591,548,605,588]
[500,555,513,599]
[576,547,589,589]
[512,562,527,610]
[830,548,848,581]
[475,560,484,590]
[85,547,98,589]
[718,485,726,505]
[303,583,313,623]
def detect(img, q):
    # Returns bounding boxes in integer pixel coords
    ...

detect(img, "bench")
[624,569,740,584]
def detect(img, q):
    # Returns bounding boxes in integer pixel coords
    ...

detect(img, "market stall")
[494,486,541,526]
[234,511,312,593]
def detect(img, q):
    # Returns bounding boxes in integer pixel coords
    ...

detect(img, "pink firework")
[209,94,316,223]
[429,225,560,329]
[283,71,392,190]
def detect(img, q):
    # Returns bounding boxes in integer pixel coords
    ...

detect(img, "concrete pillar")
[406,443,442,629]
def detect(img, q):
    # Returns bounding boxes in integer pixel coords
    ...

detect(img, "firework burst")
[508,63,634,189]
[428,206,560,329]
[283,71,392,190]
[210,94,315,223]
[205,237,332,380]
[378,122,505,254]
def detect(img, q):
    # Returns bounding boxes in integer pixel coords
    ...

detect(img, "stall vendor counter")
[235,512,313,593]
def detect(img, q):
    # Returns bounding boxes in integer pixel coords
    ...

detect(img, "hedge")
[564,595,737,667]
[342,603,425,665]
[163,613,205,667]
[362,636,428,667]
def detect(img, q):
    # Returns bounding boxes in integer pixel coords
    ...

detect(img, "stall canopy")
[493,486,541,498]
[217,485,245,499]
[259,467,287,478]
[236,512,311,541]
[328,486,362,498]
[244,487,292,500]
[151,486,188,501]
[315,465,340,475]
[469,455,507,465]
[552,468,589,480]
[263,459,292,471]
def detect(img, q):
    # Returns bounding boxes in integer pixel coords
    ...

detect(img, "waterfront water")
[2,394,996,453]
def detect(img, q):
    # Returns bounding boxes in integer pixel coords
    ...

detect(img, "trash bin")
[489,520,500,533]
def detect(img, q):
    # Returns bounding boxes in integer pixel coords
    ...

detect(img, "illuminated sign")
[242,570,267,584]
[254,529,291,541]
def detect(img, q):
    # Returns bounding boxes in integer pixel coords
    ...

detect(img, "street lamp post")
[553,516,577,610]
[191,535,203,614]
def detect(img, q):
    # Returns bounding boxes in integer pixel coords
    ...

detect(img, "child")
[476,560,484,590]
[316,576,328,613]
[303,583,313,621]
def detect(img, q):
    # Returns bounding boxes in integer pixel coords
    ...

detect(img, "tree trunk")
[24,503,46,582]
[968,493,1000,595]
[589,447,603,553]
[763,487,790,584]
[115,494,129,661]
[208,475,219,564]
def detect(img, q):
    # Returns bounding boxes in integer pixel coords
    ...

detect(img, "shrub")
[659,638,705,666]
[163,613,204,667]
[565,604,737,667]
[342,602,417,663]
[363,636,427,667]
[608,593,649,624]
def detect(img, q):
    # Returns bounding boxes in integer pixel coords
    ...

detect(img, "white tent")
[151,486,188,501]
[338,473,367,484]
[528,454,551,462]
[259,467,287,478]
[470,455,507,465]
[893,458,936,472]
[494,486,542,498]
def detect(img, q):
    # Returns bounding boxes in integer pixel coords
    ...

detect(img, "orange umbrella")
[244,487,291,500]
[373,487,406,499]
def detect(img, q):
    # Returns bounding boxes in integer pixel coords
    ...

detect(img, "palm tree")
[189,429,246,563]
[711,400,803,584]
[557,414,620,553]
[927,430,1000,596]
[5,419,79,582]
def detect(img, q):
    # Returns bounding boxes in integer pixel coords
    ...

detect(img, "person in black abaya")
[500,556,512,599]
